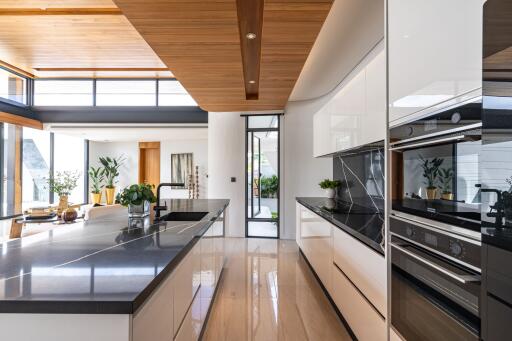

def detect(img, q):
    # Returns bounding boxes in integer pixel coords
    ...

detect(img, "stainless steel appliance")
[390,215,481,341]
[390,100,482,238]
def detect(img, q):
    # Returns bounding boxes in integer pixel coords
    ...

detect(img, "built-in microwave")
[390,99,482,238]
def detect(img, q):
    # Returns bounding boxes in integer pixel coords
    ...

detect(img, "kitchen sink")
[160,211,209,221]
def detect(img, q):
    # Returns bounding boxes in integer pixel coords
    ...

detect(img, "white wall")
[282,101,332,240]
[207,112,246,237]
[88,138,208,203]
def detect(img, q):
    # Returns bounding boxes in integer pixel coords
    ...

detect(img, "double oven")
[389,99,482,340]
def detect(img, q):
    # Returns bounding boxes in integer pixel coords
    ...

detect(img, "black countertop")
[0,199,229,314]
[296,197,385,255]
[482,227,512,253]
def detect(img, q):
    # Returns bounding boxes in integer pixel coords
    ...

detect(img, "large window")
[0,68,27,105]
[96,80,156,106]
[22,128,51,210]
[54,134,85,204]
[34,80,93,106]
[158,80,197,106]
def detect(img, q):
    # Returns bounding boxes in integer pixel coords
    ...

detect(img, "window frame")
[0,65,30,107]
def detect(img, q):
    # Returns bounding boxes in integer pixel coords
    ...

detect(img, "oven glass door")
[391,138,481,230]
[391,237,480,341]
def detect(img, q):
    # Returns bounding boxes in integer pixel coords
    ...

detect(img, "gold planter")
[91,192,102,205]
[105,187,116,205]
[441,192,454,200]
[426,188,437,200]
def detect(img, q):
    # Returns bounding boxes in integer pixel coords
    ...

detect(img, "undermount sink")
[160,211,209,221]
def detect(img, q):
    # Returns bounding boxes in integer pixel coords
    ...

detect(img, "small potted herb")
[439,167,454,200]
[116,184,157,217]
[419,156,443,200]
[88,166,105,205]
[46,170,81,215]
[319,179,341,199]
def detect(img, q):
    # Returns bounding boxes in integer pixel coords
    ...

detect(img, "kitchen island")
[0,199,229,341]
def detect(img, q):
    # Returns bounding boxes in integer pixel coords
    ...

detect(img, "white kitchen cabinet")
[331,265,387,341]
[296,203,333,292]
[390,327,405,341]
[332,227,387,316]
[388,0,483,125]
[313,45,386,157]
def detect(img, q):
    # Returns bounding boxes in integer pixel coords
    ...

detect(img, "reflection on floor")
[203,238,352,340]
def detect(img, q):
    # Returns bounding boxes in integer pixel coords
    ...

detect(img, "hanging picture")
[171,153,193,188]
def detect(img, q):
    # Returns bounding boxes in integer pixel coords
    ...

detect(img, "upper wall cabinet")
[313,45,386,157]
[388,0,484,125]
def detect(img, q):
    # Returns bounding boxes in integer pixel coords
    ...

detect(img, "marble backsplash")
[333,146,385,213]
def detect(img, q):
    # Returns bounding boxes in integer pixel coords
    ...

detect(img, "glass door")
[245,115,280,238]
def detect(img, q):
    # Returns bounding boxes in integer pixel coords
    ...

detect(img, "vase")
[128,200,150,218]
[426,187,437,200]
[57,195,69,216]
[441,192,454,200]
[91,192,102,205]
[105,187,116,205]
[62,207,78,222]
[325,188,335,199]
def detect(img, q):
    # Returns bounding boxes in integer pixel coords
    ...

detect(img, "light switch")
[231,177,236,182]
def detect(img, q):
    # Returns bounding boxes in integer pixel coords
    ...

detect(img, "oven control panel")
[390,216,480,270]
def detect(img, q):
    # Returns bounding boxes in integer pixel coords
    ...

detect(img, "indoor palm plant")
[319,179,341,199]
[117,184,157,217]
[99,155,125,205]
[88,166,105,205]
[419,156,443,200]
[439,167,454,200]
[46,170,81,214]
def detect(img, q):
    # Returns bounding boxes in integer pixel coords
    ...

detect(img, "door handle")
[391,243,480,284]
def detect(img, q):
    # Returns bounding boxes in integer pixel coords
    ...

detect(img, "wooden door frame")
[138,141,161,187]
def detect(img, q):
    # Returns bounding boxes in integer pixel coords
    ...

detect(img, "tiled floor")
[202,238,352,341]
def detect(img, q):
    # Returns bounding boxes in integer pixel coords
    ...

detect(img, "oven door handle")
[391,243,481,284]
[389,135,472,151]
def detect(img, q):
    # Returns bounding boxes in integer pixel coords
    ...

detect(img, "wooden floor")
[202,238,352,340]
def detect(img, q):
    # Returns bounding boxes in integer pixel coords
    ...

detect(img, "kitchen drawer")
[331,264,386,341]
[332,227,386,316]
[485,244,512,305]
[173,242,201,336]
[132,269,174,341]
[174,292,203,341]
[485,295,512,341]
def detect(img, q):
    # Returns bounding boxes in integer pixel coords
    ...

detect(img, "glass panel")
[96,80,156,106]
[247,221,278,238]
[2,123,17,216]
[248,115,279,129]
[54,134,85,204]
[0,68,26,104]
[22,128,51,210]
[158,80,197,106]
[34,80,93,106]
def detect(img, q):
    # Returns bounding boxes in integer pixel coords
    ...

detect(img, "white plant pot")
[325,188,335,199]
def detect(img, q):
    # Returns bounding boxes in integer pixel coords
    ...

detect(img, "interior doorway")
[138,142,160,191]
[245,115,280,238]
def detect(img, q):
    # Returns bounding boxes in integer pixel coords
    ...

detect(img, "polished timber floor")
[202,238,352,340]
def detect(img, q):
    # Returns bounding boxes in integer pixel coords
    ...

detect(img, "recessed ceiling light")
[246,33,257,40]
[249,80,256,84]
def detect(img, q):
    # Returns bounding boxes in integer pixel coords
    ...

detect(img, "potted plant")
[99,155,125,205]
[419,156,443,200]
[439,167,454,200]
[319,179,341,199]
[117,184,157,217]
[88,166,105,205]
[46,170,81,215]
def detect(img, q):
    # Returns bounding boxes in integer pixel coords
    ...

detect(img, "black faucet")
[154,183,185,218]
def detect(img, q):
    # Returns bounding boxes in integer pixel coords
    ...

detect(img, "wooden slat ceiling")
[0,0,172,78]
[113,0,333,112]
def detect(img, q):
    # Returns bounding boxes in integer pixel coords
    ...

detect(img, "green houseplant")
[99,155,125,205]
[439,167,454,200]
[117,184,157,217]
[419,156,443,199]
[46,170,81,214]
[261,175,278,198]
[319,179,341,199]
[88,166,105,205]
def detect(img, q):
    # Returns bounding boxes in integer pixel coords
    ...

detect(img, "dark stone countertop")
[482,226,512,253]
[296,197,385,255]
[0,199,229,314]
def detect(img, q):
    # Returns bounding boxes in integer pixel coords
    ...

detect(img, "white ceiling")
[44,124,208,142]
[289,0,384,102]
